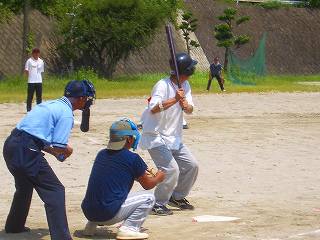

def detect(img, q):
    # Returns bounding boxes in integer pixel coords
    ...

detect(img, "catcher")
[3,80,95,240]
[81,118,165,240]
[140,52,199,216]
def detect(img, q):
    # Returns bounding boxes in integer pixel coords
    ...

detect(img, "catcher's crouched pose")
[140,52,199,215]
[3,80,95,240]
[81,118,165,240]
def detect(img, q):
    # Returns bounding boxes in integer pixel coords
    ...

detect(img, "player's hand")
[179,98,189,110]
[64,145,73,159]
[156,170,165,183]
[175,88,185,102]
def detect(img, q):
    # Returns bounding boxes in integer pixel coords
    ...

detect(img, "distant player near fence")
[206,57,225,92]
[24,48,45,112]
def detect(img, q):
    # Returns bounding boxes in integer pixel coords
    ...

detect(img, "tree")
[178,11,200,55]
[54,0,180,77]
[214,7,250,70]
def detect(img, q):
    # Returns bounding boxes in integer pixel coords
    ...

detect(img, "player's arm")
[151,88,184,114]
[137,170,165,190]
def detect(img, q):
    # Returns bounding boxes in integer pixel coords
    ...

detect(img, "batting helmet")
[64,80,96,99]
[170,52,198,76]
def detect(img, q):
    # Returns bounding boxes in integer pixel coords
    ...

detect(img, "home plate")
[192,215,240,222]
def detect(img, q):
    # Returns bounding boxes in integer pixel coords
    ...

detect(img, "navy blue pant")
[3,129,72,240]
[27,83,42,112]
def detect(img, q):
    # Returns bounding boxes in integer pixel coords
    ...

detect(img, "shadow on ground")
[0,228,49,239]
[74,228,117,239]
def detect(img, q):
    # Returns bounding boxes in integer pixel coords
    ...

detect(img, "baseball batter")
[2,80,95,240]
[140,52,199,216]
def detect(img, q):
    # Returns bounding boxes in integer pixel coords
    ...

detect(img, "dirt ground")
[0,92,320,240]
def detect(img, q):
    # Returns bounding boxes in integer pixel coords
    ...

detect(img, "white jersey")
[140,77,194,150]
[25,57,44,83]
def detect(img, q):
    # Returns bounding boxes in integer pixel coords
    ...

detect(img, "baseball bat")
[165,24,181,88]
[80,107,90,132]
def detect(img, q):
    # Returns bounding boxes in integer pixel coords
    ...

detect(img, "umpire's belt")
[11,128,45,150]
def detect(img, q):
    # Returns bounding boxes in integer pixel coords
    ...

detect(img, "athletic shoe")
[5,226,31,233]
[183,124,189,129]
[117,226,148,239]
[222,89,226,92]
[83,221,97,236]
[151,204,173,216]
[168,197,194,210]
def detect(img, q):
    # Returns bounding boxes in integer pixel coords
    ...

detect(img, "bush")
[259,1,285,10]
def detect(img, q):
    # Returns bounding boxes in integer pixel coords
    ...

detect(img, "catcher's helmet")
[64,80,96,99]
[170,52,198,76]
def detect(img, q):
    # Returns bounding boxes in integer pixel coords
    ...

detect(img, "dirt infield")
[0,92,320,240]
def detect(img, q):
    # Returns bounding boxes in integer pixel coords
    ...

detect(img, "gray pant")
[86,191,155,232]
[148,143,199,205]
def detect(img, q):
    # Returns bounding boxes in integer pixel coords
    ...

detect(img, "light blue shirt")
[17,97,74,148]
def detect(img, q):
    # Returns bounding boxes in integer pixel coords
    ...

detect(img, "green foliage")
[1,72,320,103]
[179,11,200,54]
[234,35,250,47]
[0,0,58,16]
[26,31,35,54]
[258,0,284,9]
[214,7,250,69]
[236,16,250,25]
[54,0,180,77]
[0,2,13,23]
[307,0,320,8]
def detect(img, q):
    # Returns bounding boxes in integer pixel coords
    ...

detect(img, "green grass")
[0,71,320,103]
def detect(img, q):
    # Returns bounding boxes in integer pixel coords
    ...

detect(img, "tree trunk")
[224,47,229,70]
[186,40,190,55]
[21,0,30,74]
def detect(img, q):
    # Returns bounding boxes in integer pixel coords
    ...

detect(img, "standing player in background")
[206,56,225,92]
[140,52,199,216]
[3,80,95,240]
[24,48,44,112]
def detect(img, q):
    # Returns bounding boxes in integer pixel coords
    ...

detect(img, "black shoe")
[5,226,31,233]
[151,204,173,216]
[183,124,189,129]
[169,197,194,210]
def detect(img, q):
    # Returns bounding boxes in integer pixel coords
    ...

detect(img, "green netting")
[227,33,267,85]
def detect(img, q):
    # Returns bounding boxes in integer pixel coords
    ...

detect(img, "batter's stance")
[3,80,95,240]
[140,52,199,215]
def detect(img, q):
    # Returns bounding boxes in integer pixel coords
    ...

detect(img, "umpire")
[3,80,95,240]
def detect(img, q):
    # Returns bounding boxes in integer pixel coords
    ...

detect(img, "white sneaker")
[117,226,148,239]
[83,221,97,236]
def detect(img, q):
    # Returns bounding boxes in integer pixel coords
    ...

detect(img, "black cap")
[170,52,198,76]
[64,80,96,98]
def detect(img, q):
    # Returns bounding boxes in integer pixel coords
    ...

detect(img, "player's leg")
[26,83,36,112]
[84,191,154,239]
[3,131,34,233]
[169,143,199,210]
[32,157,72,240]
[206,78,213,91]
[5,174,33,233]
[35,83,42,104]
[148,145,179,215]
[216,75,225,91]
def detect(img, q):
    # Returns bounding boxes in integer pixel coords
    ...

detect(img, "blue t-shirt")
[17,97,74,148]
[81,148,148,222]
[210,63,223,76]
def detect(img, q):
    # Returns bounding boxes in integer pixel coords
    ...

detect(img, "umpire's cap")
[64,80,96,98]
[170,52,198,76]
